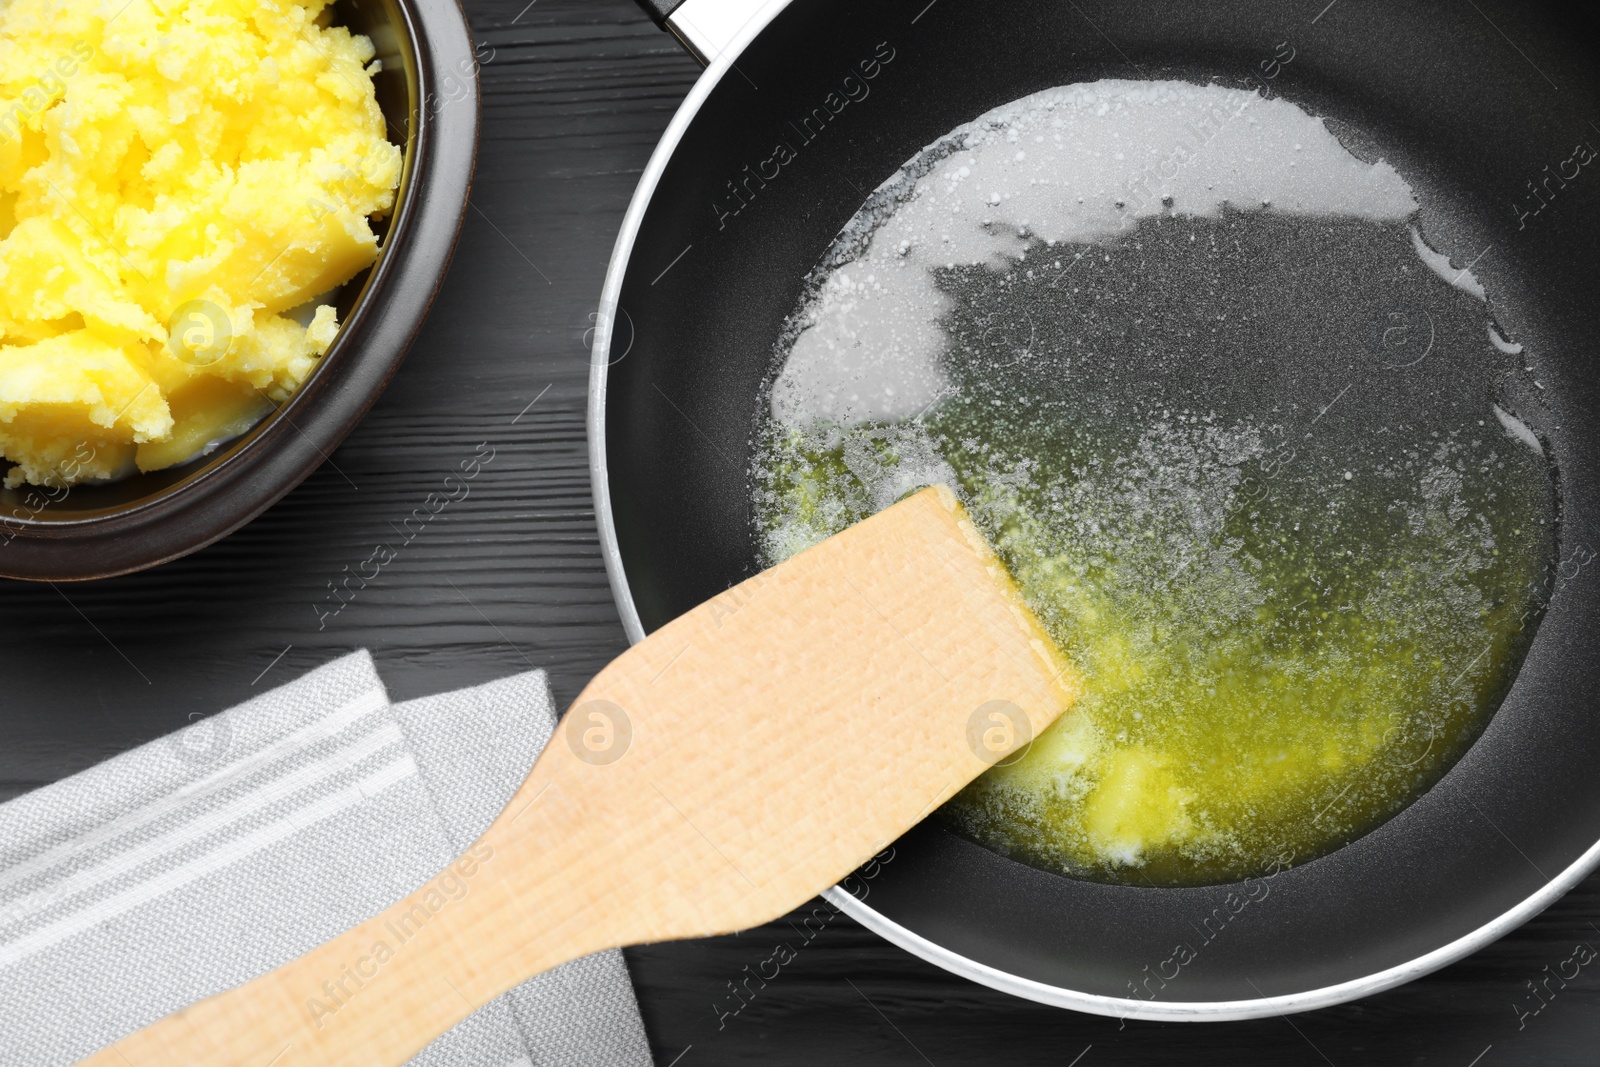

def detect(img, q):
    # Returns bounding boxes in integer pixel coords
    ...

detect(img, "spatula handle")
[73,743,627,1066]
[77,486,1078,1066]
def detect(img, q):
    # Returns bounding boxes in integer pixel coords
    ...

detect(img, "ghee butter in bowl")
[0,0,399,487]
[0,0,480,579]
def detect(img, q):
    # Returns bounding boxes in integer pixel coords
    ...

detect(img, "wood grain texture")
[78,488,1079,1066]
[3,1,1600,1064]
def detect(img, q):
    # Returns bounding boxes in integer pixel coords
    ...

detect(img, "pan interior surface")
[601,0,1600,1011]
[751,77,1561,889]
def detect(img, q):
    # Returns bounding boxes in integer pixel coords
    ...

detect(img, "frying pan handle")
[632,0,685,23]
[633,0,780,66]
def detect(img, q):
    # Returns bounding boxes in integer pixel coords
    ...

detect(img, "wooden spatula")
[80,485,1080,1067]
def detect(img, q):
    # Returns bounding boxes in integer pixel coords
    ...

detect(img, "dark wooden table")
[2,1,1597,1062]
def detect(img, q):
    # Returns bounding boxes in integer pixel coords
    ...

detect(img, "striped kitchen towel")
[0,650,654,1067]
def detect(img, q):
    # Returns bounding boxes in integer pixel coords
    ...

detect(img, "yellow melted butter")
[758,398,1551,885]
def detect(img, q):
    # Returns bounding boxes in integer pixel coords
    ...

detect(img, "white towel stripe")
[0,754,418,973]
[0,720,409,931]
[0,687,387,895]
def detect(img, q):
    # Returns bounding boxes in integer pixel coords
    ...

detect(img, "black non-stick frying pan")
[589,0,1600,1018]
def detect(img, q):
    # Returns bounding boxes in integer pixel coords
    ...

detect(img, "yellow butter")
[0,0,401,487]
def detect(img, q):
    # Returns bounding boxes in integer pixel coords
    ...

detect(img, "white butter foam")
[1410,225,1487,302]
[1488,324,1524,355]
[772,79,1420,428]
[1494,403,1544,454]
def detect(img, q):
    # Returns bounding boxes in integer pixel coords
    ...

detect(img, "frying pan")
[588,0,1600,1019]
